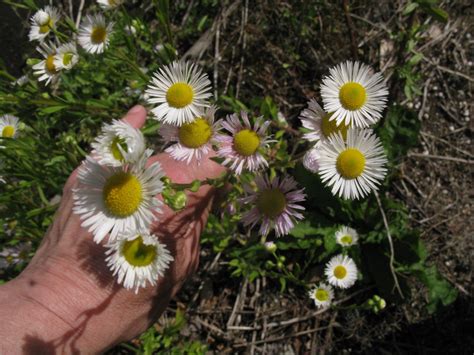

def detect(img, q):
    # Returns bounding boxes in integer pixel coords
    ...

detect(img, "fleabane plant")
[1,1,397,309]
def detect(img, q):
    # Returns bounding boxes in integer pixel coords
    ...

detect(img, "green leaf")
[410,264,458,313]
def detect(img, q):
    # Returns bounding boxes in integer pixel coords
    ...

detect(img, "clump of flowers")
[2,2,395,304]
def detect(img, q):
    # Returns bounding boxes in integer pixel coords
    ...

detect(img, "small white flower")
[105,230,173,293]
[159,106,221,164]
[91,119,146,167]
[97,0,124,9]
[78,14,114,54]
[321,61,389,127]
[325,254,358,289]
[216,111,272,175]
[308,282,334,308]
[146,61,212,126]
[73,150,164,243]
[318,127,387,200]
[33,42,59,86]
[54,42,79,70]
[28,6,60,42]
[0,115,20,139]
[300,99,350,143]
[335,226,358,247]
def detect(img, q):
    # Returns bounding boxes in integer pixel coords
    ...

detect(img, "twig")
[213,24,220,100]
[75,0,85,28]
[226,279,248,328]
[422,57,474,82]
[233,325,336,348]
[408,153,474,164]
[235,0,248,99]
[343,0,358,59]
[375,192,404,299]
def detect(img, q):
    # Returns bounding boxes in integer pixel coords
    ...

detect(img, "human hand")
[0,105,225,353]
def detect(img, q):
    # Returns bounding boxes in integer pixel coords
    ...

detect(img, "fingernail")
[128,105,143,114]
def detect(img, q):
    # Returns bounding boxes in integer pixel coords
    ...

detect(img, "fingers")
[122,105,147,129]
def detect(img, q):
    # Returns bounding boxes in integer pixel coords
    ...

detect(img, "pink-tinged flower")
[241,175,306,237]
[159,106,221,164]
[303,146,321,173]
[216,111,271,175]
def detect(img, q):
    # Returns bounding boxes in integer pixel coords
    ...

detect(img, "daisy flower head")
[28,6,60,42]
[325,254,358,289]
[91,119,146,167]
[32,42,59,86]
[241,175,306,237]
[300,99,350,143]
[105,230,173,293]
[318,127,387,200]
[303,146,321,173]
[73,150,164,243]
[53,42,79,71]
[97,0,125,9]
[216,111,271,175]
[159,106,221,164]
[145,61,212,126]
[321,61,388,127]
[0,115,20,139]
[308,282,334,309]
[78,14,114,54]
[335,226,358,247]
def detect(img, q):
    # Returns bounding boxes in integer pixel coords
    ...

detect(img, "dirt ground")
[1,0,472,353]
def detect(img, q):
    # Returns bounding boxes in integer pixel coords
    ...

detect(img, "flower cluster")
[300,61,388,200]
[29,4,115,86]
[3,3,394,302]
[309,226,359,309]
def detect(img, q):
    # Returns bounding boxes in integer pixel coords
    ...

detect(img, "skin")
[0,105,225,354]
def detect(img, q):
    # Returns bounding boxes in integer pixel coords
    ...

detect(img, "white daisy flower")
[73,150,164,243]
[28,6,60,42]
[325,254,358,289]
[300,98,349,143]
[241,175,306,237]
[159,106,221,164]
[216,111,271,175]
[335,226,358,247]
[53,42,79,70]
[145,61,212,126]
[33,42,59,86]
[321,61,389,127]
[91,119,146,167]
[308,282,334,309]
[0,115,20,139]
[318,128,387,200]
[97,0,124,9]
[105,230,173,293]
[78,14,114,54]
[302,146,321,173]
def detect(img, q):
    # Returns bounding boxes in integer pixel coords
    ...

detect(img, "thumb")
[122,105,147,129]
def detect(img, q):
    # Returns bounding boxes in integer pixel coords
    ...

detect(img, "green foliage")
[137,309,207,354]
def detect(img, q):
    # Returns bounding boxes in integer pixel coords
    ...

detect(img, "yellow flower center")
[2,125,15,138]
[103,172,142,217]
[178,118,212,148]
[91,26,107,44]
[256,188,286,218]
[336,148,366,179]
[340,235,353,245]
[122,236,157,267]
[39,18,53,34]
[339,82,367,111]
[46,55,57,74]
[166,83,194,109]
[315,289,329,302]
[334,265,347,279]
[233,129,260,156]
[110,137,128,161]
[321,112,349,139]
[63,52,74,66]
